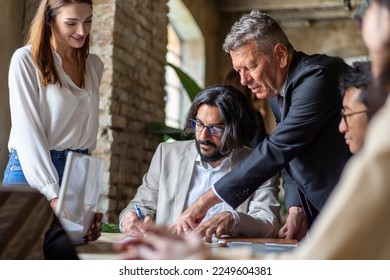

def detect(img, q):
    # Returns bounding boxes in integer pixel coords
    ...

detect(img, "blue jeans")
[2,149,88,186]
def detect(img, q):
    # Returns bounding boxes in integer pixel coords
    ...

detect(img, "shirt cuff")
[40,182,60,201]
[119,219,124,233]
[225,210,240,234]
[211,185,226,203]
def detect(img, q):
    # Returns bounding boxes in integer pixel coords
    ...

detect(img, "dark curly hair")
[183,85,258,153]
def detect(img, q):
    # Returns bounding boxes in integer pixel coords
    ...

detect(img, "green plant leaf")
[167,62,202,101]
[147,122,184,140]
[147,63,202,140]
[147,121,182,134]
[102,223,120,233]
[147,122,194,141]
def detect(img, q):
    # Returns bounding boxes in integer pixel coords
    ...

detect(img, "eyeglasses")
[189,119,225,137]
[340,108,368,128]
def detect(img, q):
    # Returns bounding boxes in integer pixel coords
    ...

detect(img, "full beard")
[195,140,225,163]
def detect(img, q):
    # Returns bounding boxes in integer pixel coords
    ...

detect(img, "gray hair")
[223,10,293,58]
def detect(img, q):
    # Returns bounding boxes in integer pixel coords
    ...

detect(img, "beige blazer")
[120,140,281,238]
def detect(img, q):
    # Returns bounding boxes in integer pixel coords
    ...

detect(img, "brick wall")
[92,0,168,223]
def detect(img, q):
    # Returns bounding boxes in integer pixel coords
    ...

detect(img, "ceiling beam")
[215,0,360,13]
[267,8,355,21]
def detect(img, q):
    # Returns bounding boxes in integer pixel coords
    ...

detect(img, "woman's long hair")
[27,0,92,87]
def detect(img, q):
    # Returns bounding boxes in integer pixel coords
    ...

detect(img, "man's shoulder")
[295,51,347,69]
[289,51,349,84]
[154,140,196,162]
[233,146,253,160]
[158,140,195,152]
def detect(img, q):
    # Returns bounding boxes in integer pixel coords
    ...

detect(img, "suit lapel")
[271,51,303,123]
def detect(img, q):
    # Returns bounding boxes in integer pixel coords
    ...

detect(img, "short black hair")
[339,60,372,107]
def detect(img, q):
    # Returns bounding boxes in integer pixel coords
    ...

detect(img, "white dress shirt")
[7,45,104,201]
[186,152,233,218]
[186,151,240,232]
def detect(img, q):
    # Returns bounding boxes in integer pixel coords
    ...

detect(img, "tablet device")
[55,151,105,245]
[228,242,297,256]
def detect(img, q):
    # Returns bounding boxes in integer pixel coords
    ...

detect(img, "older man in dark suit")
[170,10,351,241]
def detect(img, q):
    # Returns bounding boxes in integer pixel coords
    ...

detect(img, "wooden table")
[76,232,125,259]
[76,233,298,260]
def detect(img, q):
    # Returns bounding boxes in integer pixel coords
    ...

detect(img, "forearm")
[233,211,279,238]
[233,176,281,237]
[200,188,222,211]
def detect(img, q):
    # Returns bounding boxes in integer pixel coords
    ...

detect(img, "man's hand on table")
[279,206,308,241]
[168,189,222,234]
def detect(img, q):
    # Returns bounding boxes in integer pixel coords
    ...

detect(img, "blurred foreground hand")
[113,224,203,260]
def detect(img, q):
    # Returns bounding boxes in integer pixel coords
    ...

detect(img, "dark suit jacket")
[214,51,352,217]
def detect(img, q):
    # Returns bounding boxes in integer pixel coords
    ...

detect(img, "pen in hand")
[134,204,146,238]
[134,204,144,221]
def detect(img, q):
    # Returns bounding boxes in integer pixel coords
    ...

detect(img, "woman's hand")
[85,212,103,242]
[49,197,58,211]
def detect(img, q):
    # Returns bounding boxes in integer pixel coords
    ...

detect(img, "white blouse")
[7,45,104,201]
